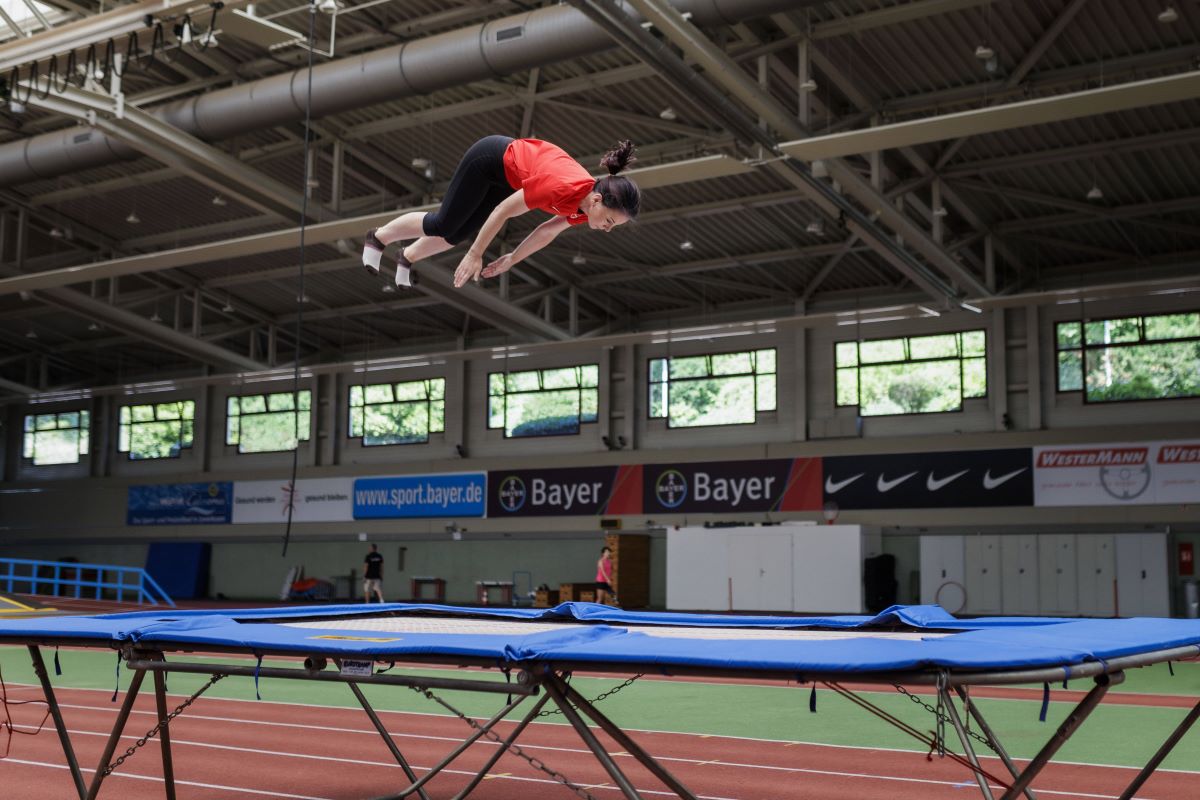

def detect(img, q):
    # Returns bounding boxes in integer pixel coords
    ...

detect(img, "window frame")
[487,363,600,439]
[1054,311,1200,403]
[834,329,988,417]
[225,389,313,454]
[22,408,91,466]
[348,377,446,447]
[117,399,196,461]
[646,348,778,429]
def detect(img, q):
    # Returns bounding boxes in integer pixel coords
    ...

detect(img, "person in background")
[363,543,385,603]
[596,545,617,606]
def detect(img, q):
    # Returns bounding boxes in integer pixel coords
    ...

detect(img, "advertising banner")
[487,465,642,517]
[233,478,354,524]
[822,448,1033,509]
[1033,441,1200,506]
[354,472,487,519]
[127,482,233,526]
[643,458,822,514]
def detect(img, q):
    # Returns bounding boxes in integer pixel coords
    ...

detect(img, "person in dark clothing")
[362,543,384,603]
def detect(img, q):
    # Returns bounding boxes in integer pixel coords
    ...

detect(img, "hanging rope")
[282,0,318,557]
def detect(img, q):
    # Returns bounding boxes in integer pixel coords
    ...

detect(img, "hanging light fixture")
[1158,6,1179,23]
[126,210,141,224]
[805,220,824,235]
[212,195,228,206]
[1086,185,1104,201]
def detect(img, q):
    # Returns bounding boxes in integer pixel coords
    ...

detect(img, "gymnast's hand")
[481,254,513,279]
[453,251,484,288]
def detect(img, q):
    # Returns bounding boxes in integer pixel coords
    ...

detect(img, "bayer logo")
[498,476,527,512]
[655,469,688,509]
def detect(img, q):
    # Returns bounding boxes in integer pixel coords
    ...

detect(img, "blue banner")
[353,473,487,519]
[127,482,233,526]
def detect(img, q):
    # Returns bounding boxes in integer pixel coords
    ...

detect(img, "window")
[1056,312,1200,402]
[226,391,311,453]
[23,410,90,465]
[118,400,195,460]
[349,378,445,446]
[488,364,598,438]
[836,331,987,416]
[648,349,777,428]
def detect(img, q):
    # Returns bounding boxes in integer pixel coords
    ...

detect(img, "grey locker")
[1115,533,1170,617]
[920,536,966,612]
[964,535,1002,615]
[729,533,793,612]
[1038,534,1078,615]
[1076,535,1116,617]
[1001,535,1039,615]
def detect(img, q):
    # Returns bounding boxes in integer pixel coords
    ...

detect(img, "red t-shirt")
[503,139,595,226]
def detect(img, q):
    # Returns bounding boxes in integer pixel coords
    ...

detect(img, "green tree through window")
[23,410,90,465]
[648,349,776,428]
[118,401,195,460]
[488,365,598,438]
[227,391,311,453]
[349,378,445,446]
[836,331,986,416]
[1056,312,1200,402]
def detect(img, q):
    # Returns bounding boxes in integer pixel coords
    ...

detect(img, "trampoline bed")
[2,602,1199,800]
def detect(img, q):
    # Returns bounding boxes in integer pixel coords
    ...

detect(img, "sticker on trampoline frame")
[339,659,375,677]
[310,635,403,642]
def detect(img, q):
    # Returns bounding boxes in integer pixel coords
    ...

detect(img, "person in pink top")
[362,137,640,288]
[595,545,617,606]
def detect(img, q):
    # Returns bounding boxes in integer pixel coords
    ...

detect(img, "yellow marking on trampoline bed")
[309,635,402,642]
[0,596,52,612]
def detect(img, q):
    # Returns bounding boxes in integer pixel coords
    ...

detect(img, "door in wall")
[728,533,793,612]
[1038,534,1079,615]
[1000,535,1039,615]
[964,535,1002,615]
[1077,535,1116,617]
[1115,533,1170,617]
[919,536,966,612]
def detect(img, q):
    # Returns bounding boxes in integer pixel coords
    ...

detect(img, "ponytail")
[599,139,637,175]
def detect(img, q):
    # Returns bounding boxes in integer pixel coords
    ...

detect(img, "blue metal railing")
[0,558,176,608]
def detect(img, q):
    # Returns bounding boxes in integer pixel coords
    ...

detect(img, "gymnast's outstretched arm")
[453,190,529,287]
[482,216,571,279]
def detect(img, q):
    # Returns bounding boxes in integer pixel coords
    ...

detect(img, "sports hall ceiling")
[0,0,1198,393]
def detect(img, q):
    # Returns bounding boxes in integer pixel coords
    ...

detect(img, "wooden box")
[606,533,651,608]
[534,589,561,608]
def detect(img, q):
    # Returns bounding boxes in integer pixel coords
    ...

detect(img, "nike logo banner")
[822,448,1033,509]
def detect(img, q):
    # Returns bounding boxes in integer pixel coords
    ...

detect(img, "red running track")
[1,683,1197,800]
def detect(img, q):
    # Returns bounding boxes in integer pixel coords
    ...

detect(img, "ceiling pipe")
[0,0,820,187]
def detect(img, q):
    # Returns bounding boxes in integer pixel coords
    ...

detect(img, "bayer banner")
[128,482,233,525]
[233,478,354,524]
[643,458,821,514]
[487,465,642,517]
[354,473,487,519]
[1034,440,1200,506]
[822,448,1033,509]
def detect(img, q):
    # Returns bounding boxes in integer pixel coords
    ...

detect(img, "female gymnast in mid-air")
[363,137,641,288]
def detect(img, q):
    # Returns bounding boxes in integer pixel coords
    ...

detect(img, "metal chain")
[537,674,644,717]
[104,673,226,776]
[410,684,600,800]
[893,683,996,753]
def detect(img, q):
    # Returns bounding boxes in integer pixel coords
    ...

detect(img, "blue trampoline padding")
[2,604,1198,674]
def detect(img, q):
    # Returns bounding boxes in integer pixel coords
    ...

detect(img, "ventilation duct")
[0,0,817,187]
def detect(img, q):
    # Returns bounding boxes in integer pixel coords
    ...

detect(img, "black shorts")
[596,582,613,593]
[422,135,515,245]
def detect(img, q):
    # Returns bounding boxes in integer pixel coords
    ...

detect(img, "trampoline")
[2,602,1199,800]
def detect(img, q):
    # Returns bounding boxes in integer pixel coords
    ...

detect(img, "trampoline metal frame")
[11,638,1200,800]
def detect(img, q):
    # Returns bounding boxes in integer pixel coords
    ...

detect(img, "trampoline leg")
[544,674,645,800]
[152,670,177,800]
[347,681,432,800]
[557,677,699,800]
[87,667,147,800]
[370,692,529,800]
[1116,697,1200,800]
[998,672,1121,800]
[939,685,994,800]
[955,686,1037,800]
[449,691,553,800]
[28,645,88,800]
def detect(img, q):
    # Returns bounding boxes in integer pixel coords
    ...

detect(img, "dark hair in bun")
[594,140,641,220]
